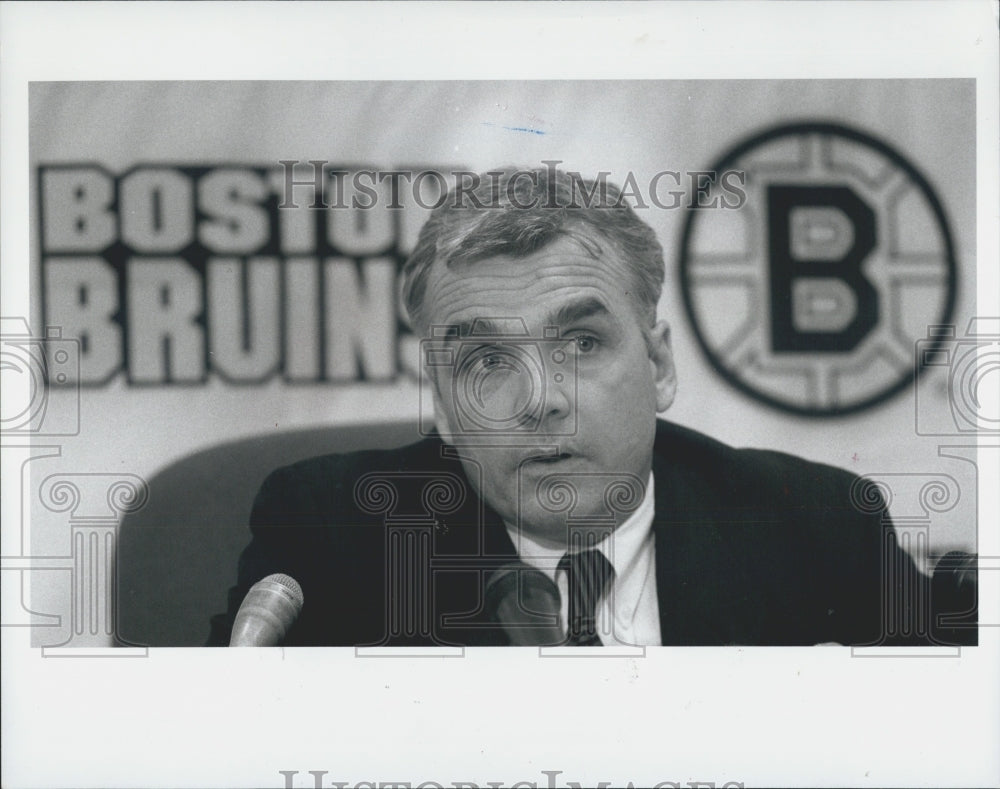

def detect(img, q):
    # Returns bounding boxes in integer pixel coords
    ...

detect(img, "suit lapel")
[650,448,723,645]
[649,429,768,646]
[651,452,681,644]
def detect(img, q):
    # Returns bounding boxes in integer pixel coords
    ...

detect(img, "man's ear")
[648,319,677,412]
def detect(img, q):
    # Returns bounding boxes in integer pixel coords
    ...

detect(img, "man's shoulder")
[250,435,451,525]
[265,434,452,487]
[276,434,448,478]
[652,419,863,506]
[650,420,881,578]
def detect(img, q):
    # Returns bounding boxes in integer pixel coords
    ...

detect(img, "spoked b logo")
[679,122,957,416]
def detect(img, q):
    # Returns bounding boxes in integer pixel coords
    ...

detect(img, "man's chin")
[510,495,625,548]
[508,509,581,551]
[508,466,647,542]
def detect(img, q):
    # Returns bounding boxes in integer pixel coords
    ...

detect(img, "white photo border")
[2,2,998,788]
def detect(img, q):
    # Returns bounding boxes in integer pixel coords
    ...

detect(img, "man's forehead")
[423,237,631,329]
[441,296,616,339]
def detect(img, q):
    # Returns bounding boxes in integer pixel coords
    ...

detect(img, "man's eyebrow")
[444,318,506,340]
[546,297,614,328]
[436,300,611,340]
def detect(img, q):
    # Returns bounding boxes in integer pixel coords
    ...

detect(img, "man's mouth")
[524,452,573,464]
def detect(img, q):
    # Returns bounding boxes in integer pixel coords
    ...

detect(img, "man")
[209,166,963,647]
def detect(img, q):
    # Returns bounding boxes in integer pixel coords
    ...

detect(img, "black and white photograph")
[2,3,998,788]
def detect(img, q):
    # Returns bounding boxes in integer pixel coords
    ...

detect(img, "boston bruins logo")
[678,121,957,416]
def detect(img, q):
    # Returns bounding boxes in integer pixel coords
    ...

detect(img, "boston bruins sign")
[678,122,957,416]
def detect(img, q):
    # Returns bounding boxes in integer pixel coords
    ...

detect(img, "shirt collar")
[505,471,656,582]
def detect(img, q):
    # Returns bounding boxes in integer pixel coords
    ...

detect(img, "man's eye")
[574,335,598,353]
[471,347,505,369]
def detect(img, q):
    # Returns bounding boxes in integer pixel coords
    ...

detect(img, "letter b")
[768,185,878,352]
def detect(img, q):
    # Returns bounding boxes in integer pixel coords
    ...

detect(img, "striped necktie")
[558,549,615,646]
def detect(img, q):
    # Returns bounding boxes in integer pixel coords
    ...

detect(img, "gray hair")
[401,166,665,333]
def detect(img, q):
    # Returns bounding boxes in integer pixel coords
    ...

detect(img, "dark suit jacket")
[208,420,952,647]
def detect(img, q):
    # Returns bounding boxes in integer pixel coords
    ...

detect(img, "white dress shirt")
[504,471,661,646]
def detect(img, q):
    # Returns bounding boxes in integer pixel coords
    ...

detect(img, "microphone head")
[933,551,977,595]
[931,551,977,645]
[229,573,304,647]
[260,573,304,608]
[483,563,520,617]
[485,562,563,646]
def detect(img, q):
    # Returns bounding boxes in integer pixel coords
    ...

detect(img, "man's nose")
[541,369,574,426]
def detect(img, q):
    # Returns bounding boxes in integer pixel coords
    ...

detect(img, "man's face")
[422,235,676,548]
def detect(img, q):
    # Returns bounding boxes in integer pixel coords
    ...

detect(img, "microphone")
[931,551,977,645]
[485,562,564,646]
[229,573,304,647]
[933,551,977,600]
